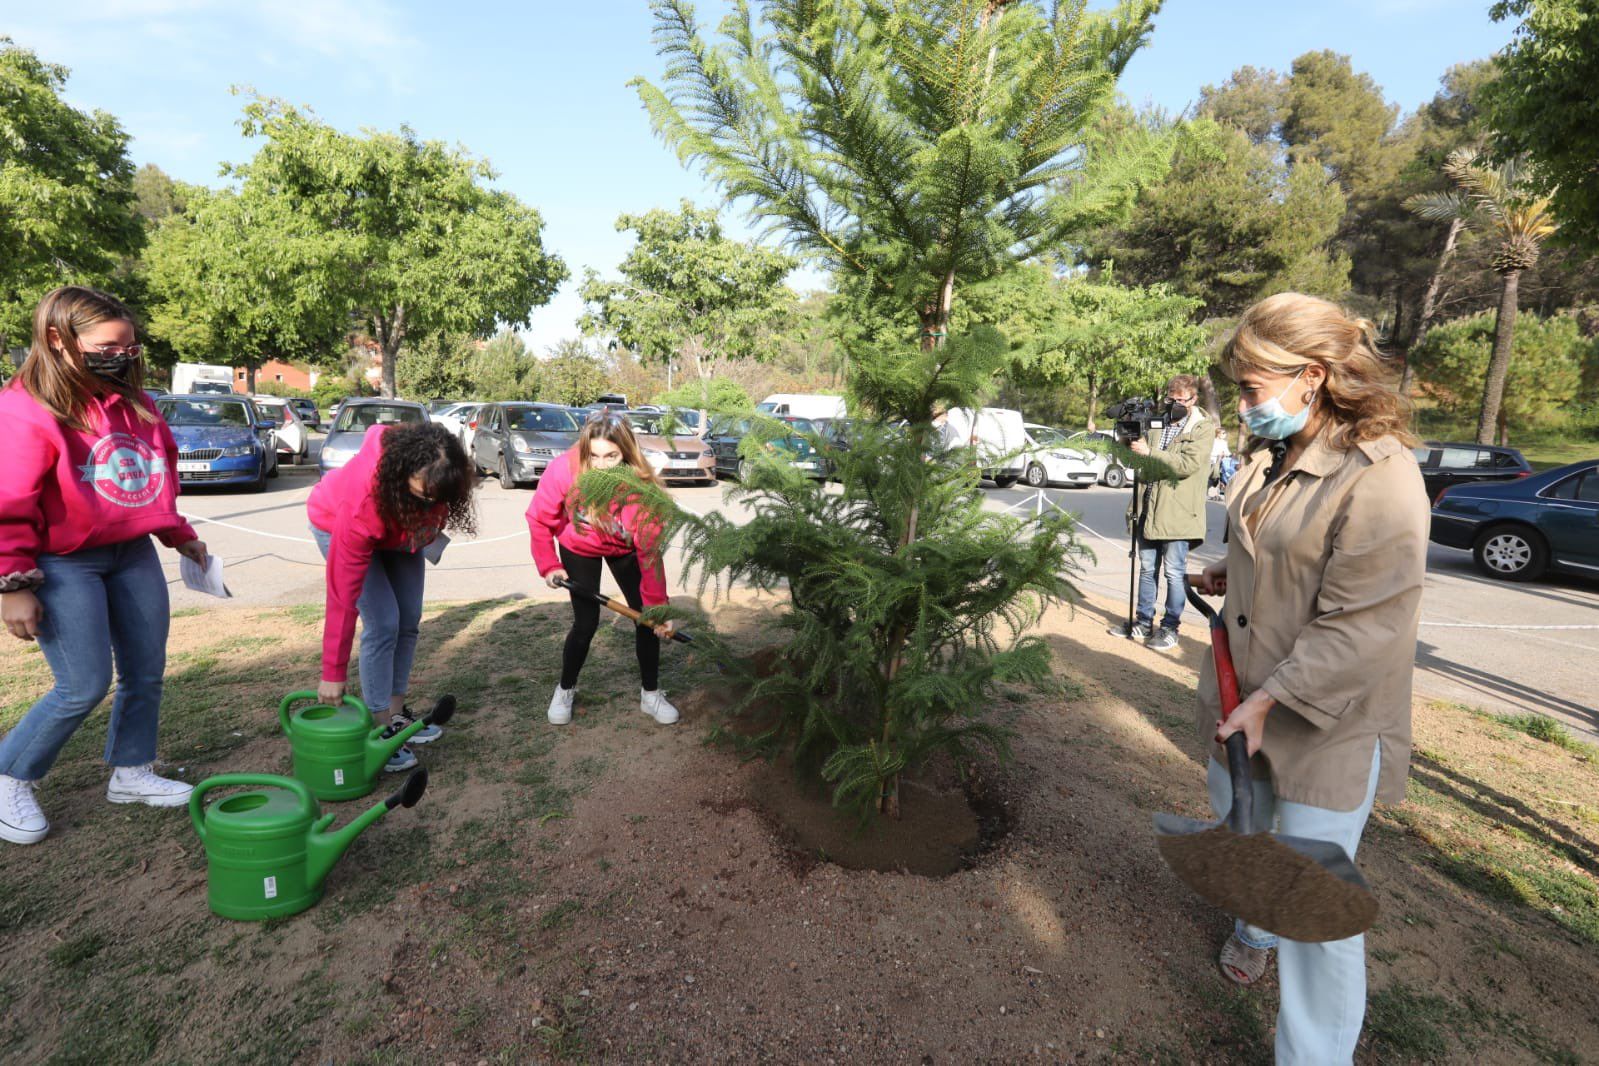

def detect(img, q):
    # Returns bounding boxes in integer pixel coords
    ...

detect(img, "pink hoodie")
[0,382,197,582]
[526,448,669,606]
[309,425,446,682]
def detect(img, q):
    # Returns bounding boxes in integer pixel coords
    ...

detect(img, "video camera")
[1106,397,1168,443]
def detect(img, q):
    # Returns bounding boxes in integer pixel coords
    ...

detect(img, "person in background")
[1209,431,1234,501]
[1110,374,1217,651]
[309,421,476,771]
[1195,292,1427,1064]
[528,414,679,727]
[0,286,208,845]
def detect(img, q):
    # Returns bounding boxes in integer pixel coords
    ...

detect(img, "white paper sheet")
[180,554,231,598]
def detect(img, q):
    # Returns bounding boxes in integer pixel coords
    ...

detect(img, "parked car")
[705,415,825,480]
[471,402,581,489]
[427,398,465,413]
[319,399,429,475]
[250,396,311,465]
[158,394,279,492]
[1020,424,1100,489]
[940,407,1027,487]
[622,410,716,484]
[431,402,479,447]
[1064,430,1135,489]
[1429,458,1599,582]
[757,393,847,421]
[1415,441,1532,503]
[289,397,321,429]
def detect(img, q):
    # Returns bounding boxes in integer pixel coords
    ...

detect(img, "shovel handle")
[553,577,695,645]
[1185,578,1241,720]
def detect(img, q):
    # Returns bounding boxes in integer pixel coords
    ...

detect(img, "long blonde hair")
[571,414,663,527]
[20,286,156,432]
[1222,292,1417,453]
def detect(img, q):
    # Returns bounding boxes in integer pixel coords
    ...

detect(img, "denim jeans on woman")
[310,526,425,712]
[1207,742,1383,1066]
[1137,538,1189,632]
[0,536,170,781]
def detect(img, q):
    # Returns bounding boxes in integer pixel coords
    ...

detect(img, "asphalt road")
[161,437,1598,738]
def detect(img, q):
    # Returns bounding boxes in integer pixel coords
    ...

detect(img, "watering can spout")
[306,768,429,890]
[364,696,457,779]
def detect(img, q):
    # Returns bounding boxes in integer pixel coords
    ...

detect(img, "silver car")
[471,402,580,489]
[318,399,429,476]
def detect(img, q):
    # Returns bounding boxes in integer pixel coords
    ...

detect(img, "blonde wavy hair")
[1222,292,1417,453]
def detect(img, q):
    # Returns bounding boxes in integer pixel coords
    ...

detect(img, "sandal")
[1219,933,1273,987]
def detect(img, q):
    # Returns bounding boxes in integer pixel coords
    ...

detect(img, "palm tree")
[1409,148,1557,445]
[1401,186,1469,396]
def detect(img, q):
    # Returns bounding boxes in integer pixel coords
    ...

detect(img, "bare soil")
[0,590,1595,1063]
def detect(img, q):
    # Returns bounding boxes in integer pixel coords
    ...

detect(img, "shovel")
[1152,578,1378,942]
[553,577,695,645]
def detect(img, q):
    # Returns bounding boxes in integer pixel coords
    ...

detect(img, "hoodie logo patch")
[78,433,168,508]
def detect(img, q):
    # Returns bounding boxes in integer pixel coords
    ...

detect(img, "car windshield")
[505,406,579,433]
[159,399,252,427]
[1030,426,1066,445]
[331,404,425,432]
[783,418,816,435]
[624,413,669,435]
[659,408,702,429]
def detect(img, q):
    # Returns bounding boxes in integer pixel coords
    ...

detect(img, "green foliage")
[311,375,371,412]
[1484,0,1599,252]
[1078,117,1349,316]
[633,0,1166,328]
[1197,65,1286,145]
[1410,311,1590,432]
[0,40,141,347]
[655,377,750,412]
[396,332,477,400]
[1280,50,1403,209]
[538,340,611,407]
[578,201,797,393]
[220,95,568,396]
[470,330,537,402]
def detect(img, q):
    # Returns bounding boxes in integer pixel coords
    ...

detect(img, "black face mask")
[82,352,137,381]
[1167,400,1190,422]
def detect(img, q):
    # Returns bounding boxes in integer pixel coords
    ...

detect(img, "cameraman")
[1111,374,1216,651]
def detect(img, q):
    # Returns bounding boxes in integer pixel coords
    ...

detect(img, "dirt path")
[0,590,1594,1063]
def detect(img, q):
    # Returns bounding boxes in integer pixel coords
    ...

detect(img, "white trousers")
[1206,743,1382,1066]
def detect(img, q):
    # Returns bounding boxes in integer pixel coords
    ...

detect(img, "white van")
[756,394,847,422]
[941,407,1027,487]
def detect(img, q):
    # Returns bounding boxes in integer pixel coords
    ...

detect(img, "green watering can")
[189,769,428,921]
[278,691,455,801]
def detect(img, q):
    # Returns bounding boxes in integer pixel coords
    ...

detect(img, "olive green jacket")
[1126,408,1217,543]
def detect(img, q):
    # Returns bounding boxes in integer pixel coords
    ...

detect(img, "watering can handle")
[188,773,319,844]
[278,691,371,733]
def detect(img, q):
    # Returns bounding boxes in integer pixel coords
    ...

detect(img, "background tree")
[1197,65,1286,145]
[633,0,1168,347]
[0,40,141,350]
[226,96,568,398]
[1421,149,1559,444]
[578,202,796,412]
[1484,0,1599,253]
[538,341,610,407]
[397,332,477,400]
[470,330,537,402]
[1410,310,1591,440]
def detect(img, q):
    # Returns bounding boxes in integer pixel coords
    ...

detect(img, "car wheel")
[1472,525,1549,582]
[993,475,1019,489]
[1024,463,1047,488]
[249,465,268,493]
[498,455,521,491]
[1103,466,1127,489]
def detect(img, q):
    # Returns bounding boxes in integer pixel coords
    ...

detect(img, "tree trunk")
[1406,216,1465,396]
[1085,373,1099,433]
[245,364,258,394]
[1476,270,1520,446]
[375,304,406,399]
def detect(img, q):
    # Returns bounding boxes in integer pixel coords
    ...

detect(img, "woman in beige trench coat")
[1194,293,1428,1065]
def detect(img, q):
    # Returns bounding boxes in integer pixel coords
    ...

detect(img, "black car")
[471,402,581,489]
[1430,459,1599,582]
[1415,441,1531,502]
[704,415,825,480]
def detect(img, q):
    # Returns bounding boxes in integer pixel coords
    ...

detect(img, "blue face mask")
[1240,369,1312,440]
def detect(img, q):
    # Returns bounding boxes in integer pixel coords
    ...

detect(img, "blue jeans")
[0,537,170,781]
[1207,743,1383,1065]
[311,527,425,712]
[1136,539,1189,632]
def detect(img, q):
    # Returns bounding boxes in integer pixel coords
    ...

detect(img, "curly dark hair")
[374,423,477,537]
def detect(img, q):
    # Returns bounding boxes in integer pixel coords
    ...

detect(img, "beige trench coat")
[1194,429,1428,809]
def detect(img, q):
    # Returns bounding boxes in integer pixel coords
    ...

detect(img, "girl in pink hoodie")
[527,415,679,727]
[0,287,209,846]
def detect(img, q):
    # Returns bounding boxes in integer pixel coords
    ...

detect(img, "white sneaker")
[0,774,48,845]
[548,685,576,725]
[641,688,680,725]
[106,763,193,808]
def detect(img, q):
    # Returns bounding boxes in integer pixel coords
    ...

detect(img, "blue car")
[1430,458,1599,582]
[157,395,279,492]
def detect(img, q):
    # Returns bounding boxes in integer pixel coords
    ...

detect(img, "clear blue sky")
[12,1,1514,350]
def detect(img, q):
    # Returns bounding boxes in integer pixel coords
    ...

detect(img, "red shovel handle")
[1184,578,1241,721]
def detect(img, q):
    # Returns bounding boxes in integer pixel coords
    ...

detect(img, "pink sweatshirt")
[0,382,197,583]
[309,425,446,683]
[526,448,669,606]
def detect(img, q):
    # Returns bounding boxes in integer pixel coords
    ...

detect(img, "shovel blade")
[1154,816,1378,942]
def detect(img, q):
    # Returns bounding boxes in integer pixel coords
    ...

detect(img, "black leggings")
[558,544,659,691]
